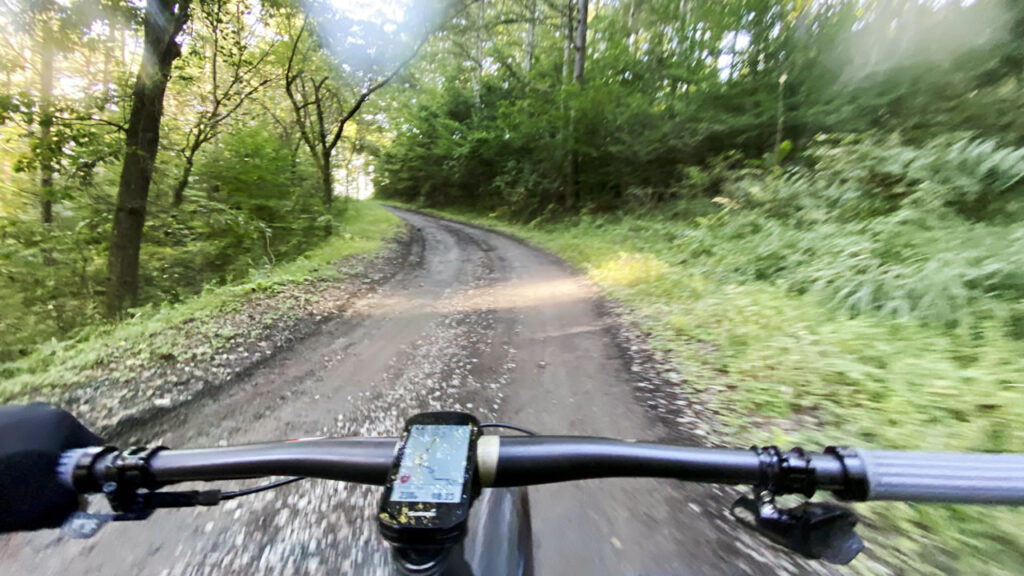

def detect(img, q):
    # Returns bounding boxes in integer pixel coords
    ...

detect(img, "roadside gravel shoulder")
[39,227,415,441]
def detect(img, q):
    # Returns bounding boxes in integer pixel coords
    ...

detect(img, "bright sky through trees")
[327,0,410,24]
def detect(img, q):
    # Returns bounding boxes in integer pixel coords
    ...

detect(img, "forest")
[1,0,1022,573]
[373,0,1024,572]
[0,0,440,359]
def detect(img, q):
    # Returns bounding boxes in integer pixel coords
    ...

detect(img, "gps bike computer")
[378,411,481,549]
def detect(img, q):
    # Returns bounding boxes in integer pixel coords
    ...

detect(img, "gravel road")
[1,208,831,575]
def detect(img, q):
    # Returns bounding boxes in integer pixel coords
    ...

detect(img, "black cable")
[219,476,305,500]
[480,422,537,436]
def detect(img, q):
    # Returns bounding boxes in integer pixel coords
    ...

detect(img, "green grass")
[392,201,1024,576]
[0,200,402,402]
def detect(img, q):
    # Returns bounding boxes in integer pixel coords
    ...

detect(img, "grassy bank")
[393,200,1024,575]
[0,201,402,402]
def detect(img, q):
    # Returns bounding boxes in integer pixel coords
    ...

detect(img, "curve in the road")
[1,208,830,576]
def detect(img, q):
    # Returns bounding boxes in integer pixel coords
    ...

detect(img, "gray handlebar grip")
[859,450,1024,504]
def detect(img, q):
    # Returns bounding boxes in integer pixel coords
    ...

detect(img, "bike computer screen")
[390,425,471,503]
[378,412,480,547]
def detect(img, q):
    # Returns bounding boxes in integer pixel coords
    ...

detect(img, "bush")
[140,124,328,303]
[690,135,1024,329]
[0,122,333,360]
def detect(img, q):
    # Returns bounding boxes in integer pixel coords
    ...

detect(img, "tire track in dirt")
[2,209,832,576]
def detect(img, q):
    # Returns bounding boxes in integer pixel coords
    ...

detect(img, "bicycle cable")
[480,422,537,436]
[219,476,306,500]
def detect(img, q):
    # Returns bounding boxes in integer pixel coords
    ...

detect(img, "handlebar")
[481,437,845,491]
[150,438,396,485]
[59,436,1024,505]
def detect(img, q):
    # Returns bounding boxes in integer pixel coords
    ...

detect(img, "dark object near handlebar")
[732,496,864,565]
[859,450,1024,504]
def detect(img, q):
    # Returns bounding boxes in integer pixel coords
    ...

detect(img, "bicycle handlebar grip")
[859,450,1024,504]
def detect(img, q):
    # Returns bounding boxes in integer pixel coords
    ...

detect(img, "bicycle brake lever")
[61,489,223,539]
[61,509,154,539]
[731,495,864,565]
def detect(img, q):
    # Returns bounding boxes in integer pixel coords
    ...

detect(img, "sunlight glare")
[327,0,411,23]
[366,278,591,317]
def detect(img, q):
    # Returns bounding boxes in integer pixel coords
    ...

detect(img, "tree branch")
[55,115,127,133]
[284,16,321,170]
[327,33,431,154]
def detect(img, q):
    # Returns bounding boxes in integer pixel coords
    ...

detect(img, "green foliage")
[375,75,778,218]
[1,0,1022,570]
[0,119,341,361]
[376,0,1023,220]
[375,3,1024,568]
[0,0,394,360]
[0,201,401,401]
[0,210,107,359]
[703,136,1024,329]
[397,133,1024,574]
[141,123,329,302]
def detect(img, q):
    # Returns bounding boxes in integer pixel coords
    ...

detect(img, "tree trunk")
[525,0,536,76]
[561,0,575,208]
[563,0,574,81]
[565,110,576,209]
[107,0,190,316]
[39,19,55,224]
[172,136,203,207]
[320,152,335,234]
[565,0,589,209]
[474,0,485,104]
[321,151,334,206]
[573,0,589,86]
[171,155,194,207]
[775,73,787,151]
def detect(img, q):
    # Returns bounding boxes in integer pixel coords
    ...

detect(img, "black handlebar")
[149,438,397,485]
[59,436,1024,505]
[60,438,397,493]
[489,437,824,487]
[56,432,1024,569]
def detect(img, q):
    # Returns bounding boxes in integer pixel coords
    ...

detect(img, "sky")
[327,0,409,24]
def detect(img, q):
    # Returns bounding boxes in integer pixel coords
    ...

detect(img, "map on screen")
[390,424,471,503]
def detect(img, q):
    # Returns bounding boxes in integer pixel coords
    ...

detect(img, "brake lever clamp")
[732,445,864,565]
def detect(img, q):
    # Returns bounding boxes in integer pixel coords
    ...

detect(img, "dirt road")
[2,208,826,575]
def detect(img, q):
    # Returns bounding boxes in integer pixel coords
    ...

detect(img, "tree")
[572,0,588,86]
[283,13,430,207]
[524,0,537,77]
[563,0,574,81]
[0,0,129,223]
[35,1,57,224]
[170,0,276,207]
[106,0,191,315]
[3,0,67,223]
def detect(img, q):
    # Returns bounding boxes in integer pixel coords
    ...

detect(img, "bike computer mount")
[378,411,481,568]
